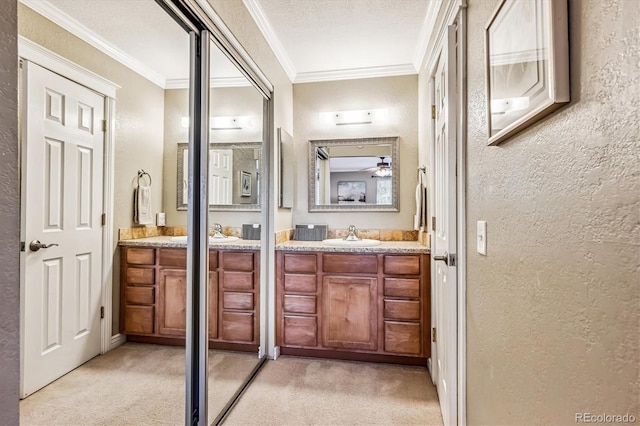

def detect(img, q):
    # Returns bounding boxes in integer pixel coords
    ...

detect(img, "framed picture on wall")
[241,171,251,197]
[485,0,570,145]
[337,181,366,204]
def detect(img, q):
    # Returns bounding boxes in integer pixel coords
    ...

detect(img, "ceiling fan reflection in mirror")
[372,157,392,177]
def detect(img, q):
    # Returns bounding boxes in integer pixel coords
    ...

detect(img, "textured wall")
[466,0,640,423]
[208,0,294,233]
[19,4,167,334]
[293,75,419,229]
[0,0,19,424]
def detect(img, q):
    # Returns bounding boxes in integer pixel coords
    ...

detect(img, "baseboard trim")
[110,333,126,350]
[280,347,429,367]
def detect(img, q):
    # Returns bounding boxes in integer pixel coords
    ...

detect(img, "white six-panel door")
[433,25,458,425]
[209,148,232,205]
[21,61,104,398]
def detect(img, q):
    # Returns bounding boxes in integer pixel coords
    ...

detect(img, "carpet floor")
[20,346,443,426]
[223,356,443,426]
[19,343,260,425]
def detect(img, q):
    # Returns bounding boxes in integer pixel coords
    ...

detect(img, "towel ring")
[137,169,152,187]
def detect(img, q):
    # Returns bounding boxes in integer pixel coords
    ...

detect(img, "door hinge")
[431,216,436,231]
[20,241,25,252]
[101,213,106,226]
[102,120,107,132]
[431,105,436,119]
[432,327,437,342]
[100,306,105,319]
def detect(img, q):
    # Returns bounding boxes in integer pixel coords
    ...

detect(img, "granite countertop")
[275,240,430,254]
[118,236,261,250]
[119,236,429,254]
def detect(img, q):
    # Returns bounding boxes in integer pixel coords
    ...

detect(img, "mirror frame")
[278,128,294,208]
[308,136,399,212]
[177,141,263,211]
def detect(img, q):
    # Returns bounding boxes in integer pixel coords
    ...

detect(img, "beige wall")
[0,0,20,423]
[163,86,264,228]
[292,75,419,229]
[19,4,167,334]
[209,0,294,232]
[463,0,640,423]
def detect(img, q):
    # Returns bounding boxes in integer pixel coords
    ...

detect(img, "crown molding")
[165,77,253,90]
[413,0,444,71]
[294,64,417,84]
[242,0,296,82]
[20,0,166,88]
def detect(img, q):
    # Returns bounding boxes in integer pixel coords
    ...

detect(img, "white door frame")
[426,0,467,424]
[18,36,120,355]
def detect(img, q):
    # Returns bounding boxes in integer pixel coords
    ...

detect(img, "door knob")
[433,252,448,265]
[29,240,59,252]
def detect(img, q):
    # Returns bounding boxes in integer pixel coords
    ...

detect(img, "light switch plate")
[477,220,487,255]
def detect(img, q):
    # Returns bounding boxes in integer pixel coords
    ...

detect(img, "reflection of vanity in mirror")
[177,142,262,211]
[309,137,399,211]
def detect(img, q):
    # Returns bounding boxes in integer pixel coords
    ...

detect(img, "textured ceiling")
[28,0,433,84]
[40,0,245,83]
[253,0,432,76]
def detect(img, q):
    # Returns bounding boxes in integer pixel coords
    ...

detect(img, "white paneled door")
[209,148,232,205]
[433,25,458,425]
[21,61,105,398]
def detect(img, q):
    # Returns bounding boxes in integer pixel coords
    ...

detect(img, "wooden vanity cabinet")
[120,246,259,350]
[276,251,430,364]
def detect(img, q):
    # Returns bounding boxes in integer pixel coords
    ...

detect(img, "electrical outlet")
[477,221,487,255]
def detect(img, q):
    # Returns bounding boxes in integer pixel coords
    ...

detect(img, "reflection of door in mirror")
[210,149,233,204]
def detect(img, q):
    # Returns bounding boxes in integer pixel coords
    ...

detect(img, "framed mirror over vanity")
[177,142,262,210]
[309,137,399,212]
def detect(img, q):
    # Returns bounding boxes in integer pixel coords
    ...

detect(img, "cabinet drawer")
[126,248,155,265]
[323,254,377,274]
[124,305,154,334]
[384,321,421,355]
[126,267,154,285]
[384,299,420,321]
[222,252,254,272]
[159,249,186,268]
[284,295,316,314]
[223,292,254,310]
[383,255,420,275]
[221,312,254,342]
[283,315,317,347]
[283,274,317,293]
[222,271,254,290]
[384,278,420,298]
[125,287,154,305]
[283,254,317,273]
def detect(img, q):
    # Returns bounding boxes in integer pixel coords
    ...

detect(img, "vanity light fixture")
[319,108,388,126]
[181,116,253,130]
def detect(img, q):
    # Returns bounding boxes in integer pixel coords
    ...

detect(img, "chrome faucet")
[211,223,226,239]
[344,225,362,241]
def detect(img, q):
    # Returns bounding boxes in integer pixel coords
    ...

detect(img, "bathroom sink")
[170,236,240,244]
[321,238,381,247]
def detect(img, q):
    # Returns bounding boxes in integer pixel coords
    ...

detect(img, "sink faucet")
[211,223,226,238]
[344,225,362,241]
